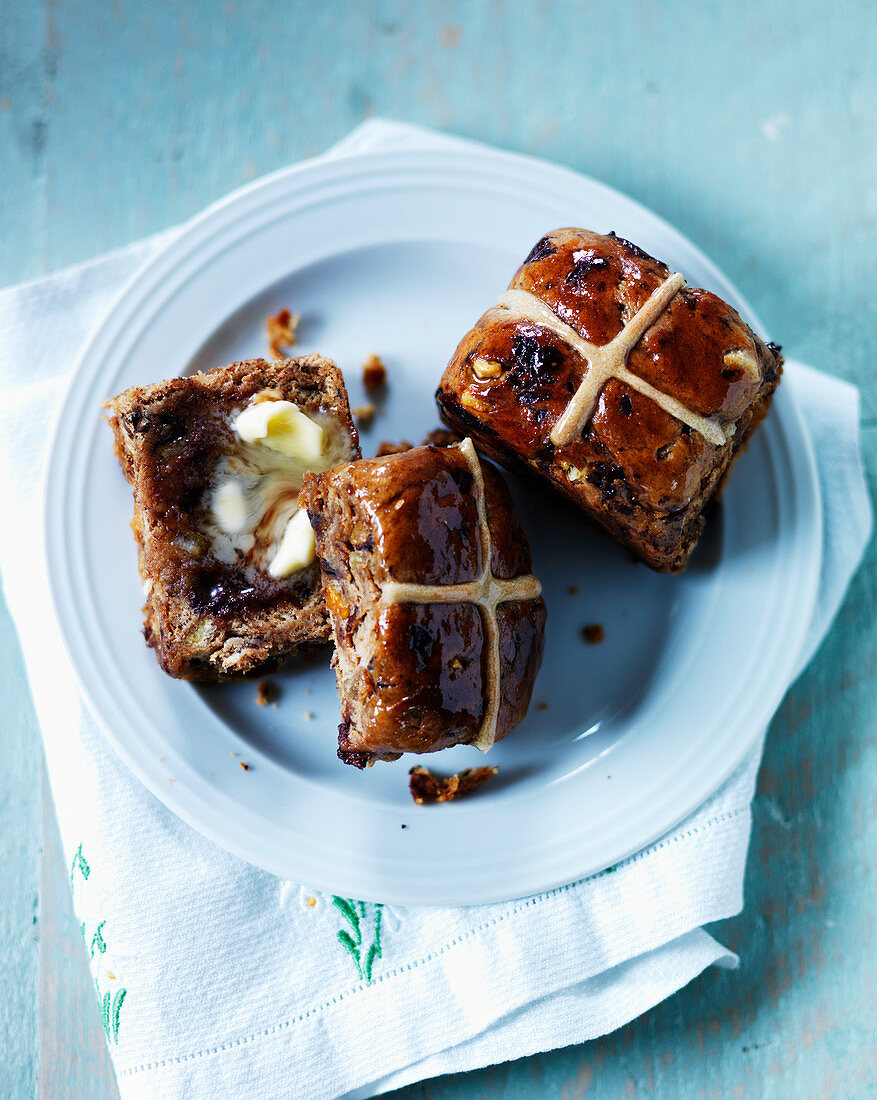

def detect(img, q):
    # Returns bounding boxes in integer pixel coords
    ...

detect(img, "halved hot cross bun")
[436,228,782,571]
[300,439,547,767]
[107,356,359,679]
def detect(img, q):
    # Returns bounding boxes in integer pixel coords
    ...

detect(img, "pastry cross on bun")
[437,228,783,572]
[376,438,542,752]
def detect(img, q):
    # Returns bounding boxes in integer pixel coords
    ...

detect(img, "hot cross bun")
[436,229,782,571]
[300,439,547,767]
[107,356,359,679]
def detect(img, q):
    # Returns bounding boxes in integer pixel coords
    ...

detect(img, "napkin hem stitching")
[116,804,749,1077]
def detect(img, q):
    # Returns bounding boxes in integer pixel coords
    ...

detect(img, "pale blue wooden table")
[2,3,875,1097]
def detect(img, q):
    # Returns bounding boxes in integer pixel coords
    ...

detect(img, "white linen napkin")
[0,121,870,1100]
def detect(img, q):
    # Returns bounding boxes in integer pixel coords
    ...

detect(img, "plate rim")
[42,144,823,905]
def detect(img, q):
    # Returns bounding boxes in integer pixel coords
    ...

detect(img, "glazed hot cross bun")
[436,229,782,571]
[300,439,547,767]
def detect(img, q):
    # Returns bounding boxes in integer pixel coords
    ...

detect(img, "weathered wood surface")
[1,2,874,1097]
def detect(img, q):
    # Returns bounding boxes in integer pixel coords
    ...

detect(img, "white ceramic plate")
[44,146,822,906]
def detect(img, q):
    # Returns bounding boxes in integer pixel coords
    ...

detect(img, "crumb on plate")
[374,429,459,460]
[352,403,376,426]
[583,623,605,644]
[266,307,300,359]
[362,353,387,389]
[408,764,499,805]
[376,439,413,457]
[256,679,279,706]
[422,427,461,448]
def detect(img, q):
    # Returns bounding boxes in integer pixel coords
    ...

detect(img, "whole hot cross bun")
[300,439,547,767]
[436,228,782,571]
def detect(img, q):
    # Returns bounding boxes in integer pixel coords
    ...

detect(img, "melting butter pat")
[234,396,325,462]
[212,479,249,534]
[268,509,316,578]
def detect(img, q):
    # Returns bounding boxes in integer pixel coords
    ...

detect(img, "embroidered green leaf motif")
[337,929,359,957]
[95,980,127,1044]
[110,988,127,1043]
[90,920,107,957]
[71,845,128,1045]
[70,843,90,887]
[332,896,383,982]
[99,988,111,1035]
[332,896,362,945]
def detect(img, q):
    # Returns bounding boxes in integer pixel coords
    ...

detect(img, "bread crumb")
[256,679,279,706]
[376,439,413,457]
[373,430,459,459]
[239,761,250,771]
[583,623,605,644]
[267,308,300,359]
[422,427,461,448]
[362,353,387,389]
[352,403,376,426]
[568,585,579,596]
[408,764,499,805]
[306,896,316,907]
[304,711,313,720]
[537,701,549,710]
